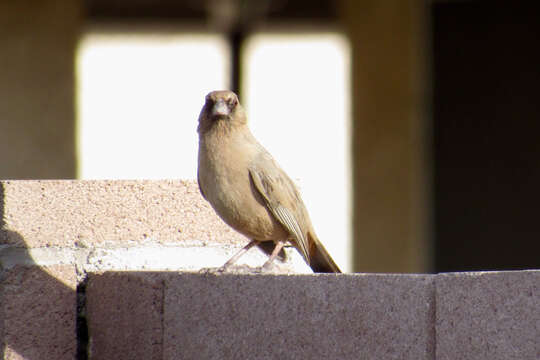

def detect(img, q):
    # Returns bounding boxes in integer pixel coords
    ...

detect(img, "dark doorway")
[432,0,540,272]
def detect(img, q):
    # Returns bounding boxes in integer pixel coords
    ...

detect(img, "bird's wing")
[248,153,310,262]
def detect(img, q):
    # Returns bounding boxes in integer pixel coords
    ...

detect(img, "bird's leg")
[262,241,286,270]
[220,239,261,270]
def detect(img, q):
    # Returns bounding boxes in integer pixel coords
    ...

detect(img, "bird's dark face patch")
[205,91,239,119]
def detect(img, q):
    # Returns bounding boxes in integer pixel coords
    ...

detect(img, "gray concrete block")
[436,270,540,360]
[86,272,165,360]
[164,273,435,360]
[0,265,77,360]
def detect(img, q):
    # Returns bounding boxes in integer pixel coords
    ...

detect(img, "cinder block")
[436,270,540,360]
[0,265,76,360]
[86,271,166,360]
[164,273,435,360]
[0,180,245,248]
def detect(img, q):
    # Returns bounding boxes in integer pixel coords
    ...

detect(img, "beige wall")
[0,0,81,179]
[340,0,432,273]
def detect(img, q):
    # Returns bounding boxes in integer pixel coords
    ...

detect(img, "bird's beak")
[212,99,230,117]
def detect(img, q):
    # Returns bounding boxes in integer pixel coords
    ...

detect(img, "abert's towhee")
[197,90,341,273]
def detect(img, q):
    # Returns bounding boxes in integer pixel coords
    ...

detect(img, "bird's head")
[207,90,238,118]
[198,90,247,134]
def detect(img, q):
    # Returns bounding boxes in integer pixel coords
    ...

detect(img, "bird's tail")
[308,233,341,273]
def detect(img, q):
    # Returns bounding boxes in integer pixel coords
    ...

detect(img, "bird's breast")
[198,132,286,240]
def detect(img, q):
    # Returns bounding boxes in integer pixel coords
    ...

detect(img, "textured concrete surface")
[0,179,245,248]
[12,268,537,360]
[436,270,540,360]
[0,180,311,273]
[86,272,165,360]
[165,273,435,360]
[0,245,310,276]
[0,265,77,360]
[1,179,538,359]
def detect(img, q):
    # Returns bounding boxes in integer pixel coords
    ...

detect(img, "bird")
[197,90,341,273]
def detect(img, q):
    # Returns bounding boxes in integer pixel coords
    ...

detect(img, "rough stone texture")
[0,179,311,274]
[86,272,165,360]
[164,273,435,360]
[0,265,77,360]
[0,178,538,360]
[436,270,540,360]
[0,180,245,248]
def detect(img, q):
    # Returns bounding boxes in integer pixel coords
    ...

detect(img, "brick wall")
[0,180,538,359]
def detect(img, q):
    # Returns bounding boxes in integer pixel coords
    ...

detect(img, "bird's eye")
[228,98,238,107]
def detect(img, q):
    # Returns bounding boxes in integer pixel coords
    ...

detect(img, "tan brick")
[0,265,76,360]
[0,180,245,248]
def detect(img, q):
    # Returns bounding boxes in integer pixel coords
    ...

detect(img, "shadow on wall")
[0,183,86,360]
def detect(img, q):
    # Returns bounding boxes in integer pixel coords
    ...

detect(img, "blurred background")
[1,0,539,273]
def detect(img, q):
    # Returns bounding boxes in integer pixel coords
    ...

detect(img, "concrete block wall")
[0,180,538,359]
[0,179,311,360]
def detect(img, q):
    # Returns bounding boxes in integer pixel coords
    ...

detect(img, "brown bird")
[197,90,341,273]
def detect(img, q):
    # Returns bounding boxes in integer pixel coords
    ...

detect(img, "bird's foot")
[260,261,286,274]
